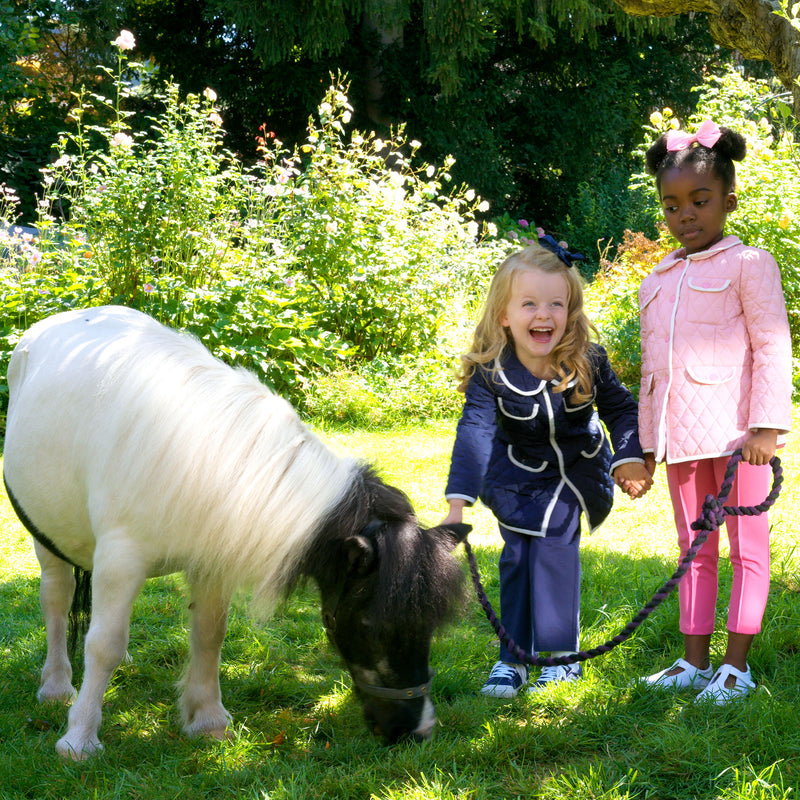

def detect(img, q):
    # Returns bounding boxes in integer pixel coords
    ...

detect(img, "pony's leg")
[56,537,147,761]
[179,580,232,739]
[34,542,77,703]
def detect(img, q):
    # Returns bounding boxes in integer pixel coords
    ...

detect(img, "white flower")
[478,200,490,212]
[111,132,133,148]
[410,140,421,149]
[112,30,136,50]
[465,189,475,201]
[203,88,217,102]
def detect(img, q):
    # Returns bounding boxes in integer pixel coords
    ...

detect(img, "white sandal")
[640,657,714,690]
[695,663,755,704]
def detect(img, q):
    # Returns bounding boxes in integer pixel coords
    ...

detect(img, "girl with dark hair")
[638,120,792,703]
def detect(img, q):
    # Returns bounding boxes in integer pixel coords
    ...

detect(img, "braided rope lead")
[463,449,783,668]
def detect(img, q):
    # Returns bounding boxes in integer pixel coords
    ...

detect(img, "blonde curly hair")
[457,244,597,404]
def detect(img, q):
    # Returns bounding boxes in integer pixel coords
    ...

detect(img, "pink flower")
[536,227,545,238]
[143,283,155,294]
[112,30,136,50]
[518,219,529,228]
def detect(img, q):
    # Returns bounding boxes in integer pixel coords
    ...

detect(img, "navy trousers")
[497,507,582,662]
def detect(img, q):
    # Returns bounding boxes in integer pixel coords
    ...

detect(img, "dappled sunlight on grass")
[2,429,800,798]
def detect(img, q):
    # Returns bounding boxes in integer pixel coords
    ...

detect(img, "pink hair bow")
[665,119,722,152]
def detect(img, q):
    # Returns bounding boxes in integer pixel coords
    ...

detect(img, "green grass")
[2,417,800,799]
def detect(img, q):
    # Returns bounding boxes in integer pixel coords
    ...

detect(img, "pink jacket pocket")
[685,364,735,385]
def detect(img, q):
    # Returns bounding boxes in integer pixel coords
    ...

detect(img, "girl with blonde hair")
[443,239,652,697]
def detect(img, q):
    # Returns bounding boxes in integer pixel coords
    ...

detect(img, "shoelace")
[538,664,572,681]
[490,663,522,681]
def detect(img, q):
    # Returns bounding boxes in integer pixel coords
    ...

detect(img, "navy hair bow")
[538,234,586,268]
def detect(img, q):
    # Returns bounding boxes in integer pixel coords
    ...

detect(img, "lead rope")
[463,450,783,667]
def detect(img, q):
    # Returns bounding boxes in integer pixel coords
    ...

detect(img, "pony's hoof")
[204,727,234,742]
[37,683,77,704]
[56,734,104,761]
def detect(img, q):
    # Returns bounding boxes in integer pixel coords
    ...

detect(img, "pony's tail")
[68,567,92,659]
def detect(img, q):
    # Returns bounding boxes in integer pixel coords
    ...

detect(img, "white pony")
[4,306,467,759]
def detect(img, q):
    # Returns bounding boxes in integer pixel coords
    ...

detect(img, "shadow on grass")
[4,540,800,800]
[0,540,701,737]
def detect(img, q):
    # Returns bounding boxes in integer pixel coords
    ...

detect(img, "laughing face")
[659,164,737,255]
[501,266,569,377]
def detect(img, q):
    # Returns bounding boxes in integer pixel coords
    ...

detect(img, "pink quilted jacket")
[638,235,792,463]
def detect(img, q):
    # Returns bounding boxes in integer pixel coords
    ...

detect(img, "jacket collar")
[494,347,571,396]
[654,234,742,273]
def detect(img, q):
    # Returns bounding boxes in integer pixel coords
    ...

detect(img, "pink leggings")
[666,457,771,636]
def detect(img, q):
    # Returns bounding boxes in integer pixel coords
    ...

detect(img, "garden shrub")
[0,39,508,428]
[585,229,673,394]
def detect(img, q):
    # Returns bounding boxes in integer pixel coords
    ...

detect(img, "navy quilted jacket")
[445,344,644,535]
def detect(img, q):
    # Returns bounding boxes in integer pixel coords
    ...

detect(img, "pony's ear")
[432,523,472,550]
[344,535,377,575]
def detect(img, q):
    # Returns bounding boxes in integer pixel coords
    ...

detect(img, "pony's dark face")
[320,520,469,743]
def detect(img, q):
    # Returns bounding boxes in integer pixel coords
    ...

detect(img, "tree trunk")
[612,0,800,117]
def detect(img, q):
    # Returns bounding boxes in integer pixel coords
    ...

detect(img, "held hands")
[741,428,779,466]
[613,461,654,499]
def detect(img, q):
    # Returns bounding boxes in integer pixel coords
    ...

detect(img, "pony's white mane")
[77,315,357,614]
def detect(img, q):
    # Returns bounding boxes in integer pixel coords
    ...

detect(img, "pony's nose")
[411,705,436,741]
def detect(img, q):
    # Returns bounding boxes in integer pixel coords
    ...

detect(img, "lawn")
[1,417,799,800]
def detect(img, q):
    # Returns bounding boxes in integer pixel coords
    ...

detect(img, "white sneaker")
[641,658,714,690]
[695,663,755,705]
[480,661,528,698]
[529,663,582,691]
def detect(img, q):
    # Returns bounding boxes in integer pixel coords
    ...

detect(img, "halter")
[353,674,433,701]
[324,518,433,703]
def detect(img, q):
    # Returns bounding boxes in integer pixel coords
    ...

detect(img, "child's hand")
[440,498,467,526]
[613,462,654,499]
[741,429,779,466]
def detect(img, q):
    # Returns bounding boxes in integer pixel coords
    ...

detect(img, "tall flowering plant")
[36,29,240,301]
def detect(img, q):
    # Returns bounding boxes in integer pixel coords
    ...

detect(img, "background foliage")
[0,0,775,263]
[0,52,509,428]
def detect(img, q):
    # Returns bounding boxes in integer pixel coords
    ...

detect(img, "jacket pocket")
[498,398,539,421]
[684,278,731,323]
[685,364,735,385]
[507,445,548,473]
[640,372,655,396]
[580,426,605,458]
[564,387,596,413]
